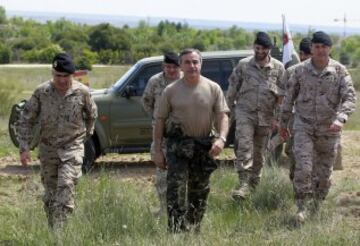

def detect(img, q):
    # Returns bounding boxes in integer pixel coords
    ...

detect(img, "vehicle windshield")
[111,63,139,91]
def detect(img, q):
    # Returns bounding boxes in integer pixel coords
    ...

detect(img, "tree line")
[0,6,359,69]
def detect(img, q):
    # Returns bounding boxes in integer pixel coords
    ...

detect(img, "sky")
[2,0,360,28]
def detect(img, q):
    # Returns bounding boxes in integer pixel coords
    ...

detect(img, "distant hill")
[7,10,360,35]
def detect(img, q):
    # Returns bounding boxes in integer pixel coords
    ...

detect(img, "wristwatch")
[218,136,227,143]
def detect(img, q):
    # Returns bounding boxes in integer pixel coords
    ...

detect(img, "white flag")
[282,15,295,65]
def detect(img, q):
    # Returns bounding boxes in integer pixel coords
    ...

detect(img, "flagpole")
[282,14,285,48]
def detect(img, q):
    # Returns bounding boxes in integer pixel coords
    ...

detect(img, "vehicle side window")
[220,60,233,90]
[202,59,233,90]
[128,64,162,96]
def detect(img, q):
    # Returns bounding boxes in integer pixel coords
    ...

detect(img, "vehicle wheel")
[83,138,96,173]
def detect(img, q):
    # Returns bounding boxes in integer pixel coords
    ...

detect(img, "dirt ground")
[1,131,359,217]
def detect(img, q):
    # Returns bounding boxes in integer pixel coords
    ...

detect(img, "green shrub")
[0,80,22,117]
[349,68,360,91]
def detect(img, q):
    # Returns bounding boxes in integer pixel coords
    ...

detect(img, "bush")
[0,45,11,64]
[349,68,360,91]
[0,79,22,117]
[75,49,98,71]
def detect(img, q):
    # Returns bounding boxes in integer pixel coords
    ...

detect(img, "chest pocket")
[154,85,165,101]
[40,95,58,126]
[323,73,340,109]
[266,70,280,95]
[238,71,258,95]
[65,95,84,124]
[297,71,314,102]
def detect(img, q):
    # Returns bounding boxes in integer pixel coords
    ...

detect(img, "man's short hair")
[179,48,202,63]
[52,53,76,74]
[163,51,180,66]
[311,31,332,47]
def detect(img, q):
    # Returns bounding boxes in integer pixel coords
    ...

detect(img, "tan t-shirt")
[156,76,229,137]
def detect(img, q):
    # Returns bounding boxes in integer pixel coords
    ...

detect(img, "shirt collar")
[250,55,274,69]
[306,58,336,76]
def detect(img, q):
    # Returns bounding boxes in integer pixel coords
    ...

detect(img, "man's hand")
[20,151,31,166]
[279,128,289,140]
[329,121,343,132]
[154,149,167,170]
[209,138,225,158]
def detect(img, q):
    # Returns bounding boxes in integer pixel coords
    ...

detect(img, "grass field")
[0,65,130,91]
[0,165,359,245]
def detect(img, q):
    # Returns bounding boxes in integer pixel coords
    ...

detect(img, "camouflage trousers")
[284,114,296,180]
[235,117,270,186]
[293,130,340,200]
[150,142,167,215]
[285,135,296,181]
[166,137,217,233]
[39,150,82,228]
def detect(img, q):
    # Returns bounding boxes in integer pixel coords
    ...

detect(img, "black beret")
[311,31,332,46]
[299,37,311,54]
[254,32,273,48]
[164,52,179,66]
[52,53,76,74]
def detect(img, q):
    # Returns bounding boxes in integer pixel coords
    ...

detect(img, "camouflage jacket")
[280,58,357,135]
[18,80,98,161]
[141,72,176,119]
[226,56,285,126]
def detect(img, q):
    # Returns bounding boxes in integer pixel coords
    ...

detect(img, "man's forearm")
[153,118,165,150]
[217,112,229,140]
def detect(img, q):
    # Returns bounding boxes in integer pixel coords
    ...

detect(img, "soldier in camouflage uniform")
[284,37,313,181]
[226,32,285,200]
[154,48,229,233]
[141,51,181,217]
[18,53,98,229]
[279,31,356,223]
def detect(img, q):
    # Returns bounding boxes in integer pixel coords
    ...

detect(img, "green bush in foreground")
[0,166,359,245]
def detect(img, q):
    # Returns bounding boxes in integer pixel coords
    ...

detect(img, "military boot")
[295,198,311,225]
[231,172,251,200]
[295,199,306,224]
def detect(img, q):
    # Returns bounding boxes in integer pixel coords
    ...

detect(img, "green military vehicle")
[9,50,254,171]
[88,50,256,171]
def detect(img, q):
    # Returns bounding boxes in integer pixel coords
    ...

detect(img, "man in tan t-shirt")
[154,48,229,233]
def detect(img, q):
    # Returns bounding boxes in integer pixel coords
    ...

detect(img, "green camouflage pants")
[39,151,82,228]
[166,137,216,233]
